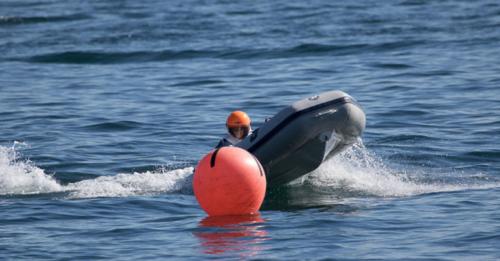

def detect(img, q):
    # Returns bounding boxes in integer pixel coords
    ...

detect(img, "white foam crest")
[305,143,498,197]
[0,144,194,199]
[66,167,193,199]
[0,144,63,195]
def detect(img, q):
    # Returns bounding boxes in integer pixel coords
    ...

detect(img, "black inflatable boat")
[236,90,365,186]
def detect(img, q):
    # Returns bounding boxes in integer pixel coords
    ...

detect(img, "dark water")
[1,0,500,259]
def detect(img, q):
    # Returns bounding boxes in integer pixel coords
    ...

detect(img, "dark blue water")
[1,0,500,259]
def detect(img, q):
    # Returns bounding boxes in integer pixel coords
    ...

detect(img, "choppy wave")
[0,145,193,199]
[23,50,213,64]
[82,120,143,132]
[0,14,91,26]
[21,40,425,64]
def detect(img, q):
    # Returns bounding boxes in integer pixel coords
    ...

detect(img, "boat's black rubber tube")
[247,96,357,153]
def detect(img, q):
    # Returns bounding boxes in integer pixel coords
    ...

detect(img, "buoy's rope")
[210,148,220,168]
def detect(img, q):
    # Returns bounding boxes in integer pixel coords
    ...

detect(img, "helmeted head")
[226,110,251,139]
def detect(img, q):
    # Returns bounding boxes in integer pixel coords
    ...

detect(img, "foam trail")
[65,167,193,199]
[0,144,62,195]
[0,144,194,199]
[304,142,499,197]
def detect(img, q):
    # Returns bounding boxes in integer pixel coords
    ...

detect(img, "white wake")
[302,143,499,197]
[1,143,498,199]
[0,144,193,199]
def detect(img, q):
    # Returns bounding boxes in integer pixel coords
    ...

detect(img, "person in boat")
[216,110,252,148]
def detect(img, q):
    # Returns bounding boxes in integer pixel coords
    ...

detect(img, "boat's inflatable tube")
[237,90,365,186]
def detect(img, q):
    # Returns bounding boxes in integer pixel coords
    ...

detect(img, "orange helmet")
[226,111,251,128]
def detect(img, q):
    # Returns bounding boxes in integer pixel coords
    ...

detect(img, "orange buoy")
[193,147,266,216]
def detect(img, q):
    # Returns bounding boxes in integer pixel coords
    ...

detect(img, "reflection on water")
[194,214,268,256]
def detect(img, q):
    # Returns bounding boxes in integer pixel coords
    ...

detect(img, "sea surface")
[1,0,499,260]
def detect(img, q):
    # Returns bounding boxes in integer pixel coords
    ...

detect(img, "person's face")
[229,126,250,139]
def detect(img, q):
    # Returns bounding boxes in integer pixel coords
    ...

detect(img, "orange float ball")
[193,147,266,216]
